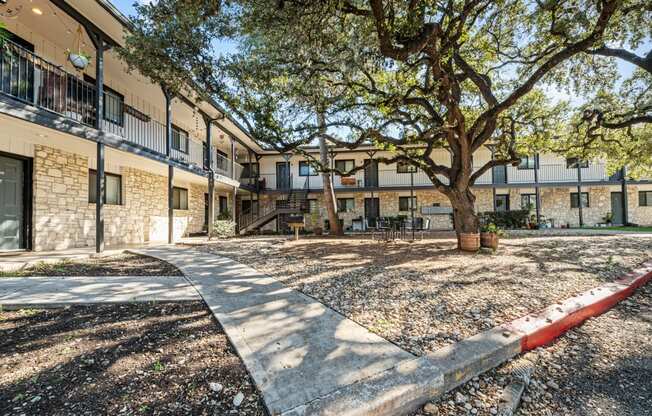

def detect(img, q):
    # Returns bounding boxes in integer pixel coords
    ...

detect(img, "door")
[610,192,624,225]
[203,193,209,231]
[364,159,379,187]
[492,165,507,184]
[494,194,510,212]
[276,162,290,190]
[0,155,25,250]
[364,197,380,227]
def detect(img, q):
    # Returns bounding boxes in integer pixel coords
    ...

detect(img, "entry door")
[364,159,379,187]
[364,197,380,227]
[203,193,209,230]
[276,162,290,190]
[0,155,24,250]
[610,192,624,225]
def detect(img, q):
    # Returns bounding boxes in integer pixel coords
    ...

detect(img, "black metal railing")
[1,39,244,179]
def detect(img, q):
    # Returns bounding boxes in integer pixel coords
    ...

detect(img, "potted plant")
[603,212,613,226]
[480,223,503,250]
[66,49,91,70]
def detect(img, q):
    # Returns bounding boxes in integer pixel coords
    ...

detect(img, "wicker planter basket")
[480,232,499,250]
[459,232,480,252]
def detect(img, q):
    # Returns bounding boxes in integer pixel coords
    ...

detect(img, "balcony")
[251,163,625,192]
[0,39,242,180]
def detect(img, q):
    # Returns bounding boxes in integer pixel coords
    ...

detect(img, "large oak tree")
[119,0,651,247]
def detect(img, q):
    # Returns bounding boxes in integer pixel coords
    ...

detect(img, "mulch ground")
[2,253,182,277]
[0,302,267,416]
[414,283,652,416]
[199,234,652,355]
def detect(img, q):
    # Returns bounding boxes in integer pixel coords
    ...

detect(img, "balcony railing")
[1,40,241,181]
[252,163,624,191]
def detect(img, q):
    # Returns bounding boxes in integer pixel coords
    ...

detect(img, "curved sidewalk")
[133,246,441,416]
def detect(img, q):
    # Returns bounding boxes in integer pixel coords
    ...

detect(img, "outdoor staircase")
[238,179,310,235]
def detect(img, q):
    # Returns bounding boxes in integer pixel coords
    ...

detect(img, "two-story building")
[236,145,652,234]
[2,1,651,254]
[0,0,263,252]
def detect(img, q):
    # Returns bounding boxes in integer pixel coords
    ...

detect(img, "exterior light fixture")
[32,7,43,15]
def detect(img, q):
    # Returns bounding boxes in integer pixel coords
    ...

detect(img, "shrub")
[211,220,236,238]
[480,223,505,236]
[479,210,529,229]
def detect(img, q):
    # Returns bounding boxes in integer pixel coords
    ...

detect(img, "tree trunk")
[448,188,480,250]
[319,136,343,236]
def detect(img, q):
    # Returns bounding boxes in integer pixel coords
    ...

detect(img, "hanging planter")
[67,51,91,70]
[66,25,91,71]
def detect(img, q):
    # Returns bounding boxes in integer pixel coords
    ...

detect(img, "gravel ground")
[198,234,652,355]
[0,253,182,277]
[414,283,652,416]
[0,302,267,416]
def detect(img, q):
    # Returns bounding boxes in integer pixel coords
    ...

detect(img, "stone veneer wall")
[626,184,652,226]
[32,145,207,251]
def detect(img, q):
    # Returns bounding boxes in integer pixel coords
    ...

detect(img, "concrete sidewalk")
[0,275,200,308]
[134,247,441,416]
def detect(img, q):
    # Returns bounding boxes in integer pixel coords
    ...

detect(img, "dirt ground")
[0,302,267,416]
[414,283,652,416]
[1,253,182,277]
[199,234,652,355]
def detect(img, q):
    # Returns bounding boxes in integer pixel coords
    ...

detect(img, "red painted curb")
[502,261,652,352]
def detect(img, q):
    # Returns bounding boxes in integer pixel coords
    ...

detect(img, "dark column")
[231,138,237,223]
[204,116,215,238]
[534,153,541,223]
[621,166,629,225]
[577,163,584,227]
[163,87,174,243]
[93,33,105,253]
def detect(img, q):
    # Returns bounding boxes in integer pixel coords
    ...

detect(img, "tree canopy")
[119,0,651,240]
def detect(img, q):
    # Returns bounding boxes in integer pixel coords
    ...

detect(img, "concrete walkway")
[134,247,442,415]
[0,275,200,308]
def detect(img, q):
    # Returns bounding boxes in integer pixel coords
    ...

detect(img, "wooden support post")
[163,87,174,243]
[93,32,104,253]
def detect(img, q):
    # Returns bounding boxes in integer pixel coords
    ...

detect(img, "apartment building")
[0,0,263,251]
[236,146,652,234]
[1,1,650,253]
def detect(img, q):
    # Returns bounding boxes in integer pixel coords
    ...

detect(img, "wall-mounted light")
[31,7,43,15]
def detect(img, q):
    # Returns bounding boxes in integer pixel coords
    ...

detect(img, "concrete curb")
[503,260,652,352]
[0,299,199,311]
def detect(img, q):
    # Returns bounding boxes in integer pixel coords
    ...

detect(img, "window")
[88,170,122,205]
[172,125,189,154]
[219,196,229,214]
[566,158,589,169]
[397,161,416,173]
[299,161,317,176]
[306,199,319,212]
[570,192,589,208]
[337,198,355,212]
[639,191,652,207]
[241,163,259,178]
[173,187,188,210]
[518,156,535,170]
[334,160,355,174]
[399,196,417,211]
[83,75,125,126]
[495,194,510,212]
[241,199,258,215]
[520,194,537,210]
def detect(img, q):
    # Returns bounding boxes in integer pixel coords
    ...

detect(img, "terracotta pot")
[480,232,499,250]
[459,232,480,252]
[313,227,323,236]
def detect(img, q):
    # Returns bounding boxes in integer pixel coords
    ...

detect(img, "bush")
[479,210,529,229]
[211,220,236,238]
